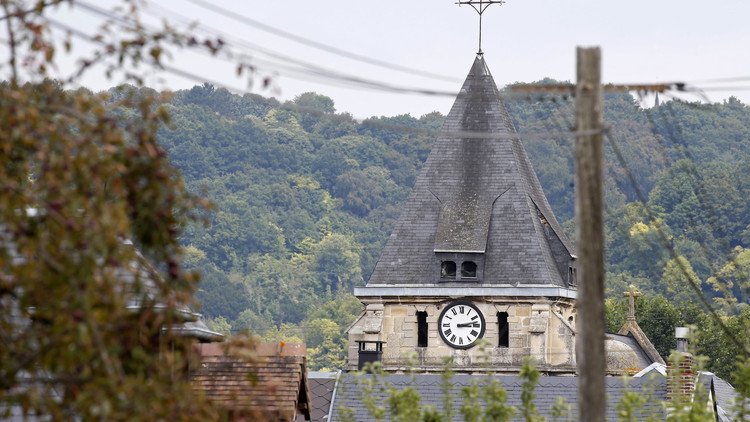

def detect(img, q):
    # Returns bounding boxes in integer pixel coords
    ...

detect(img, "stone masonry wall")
[347,298,577,373]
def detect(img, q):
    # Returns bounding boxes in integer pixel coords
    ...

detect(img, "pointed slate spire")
[366,55,576,288]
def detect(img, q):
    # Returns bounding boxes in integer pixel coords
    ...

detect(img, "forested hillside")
[150,83,750,375]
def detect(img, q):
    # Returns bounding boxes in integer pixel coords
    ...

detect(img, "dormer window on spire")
[461,261,477,278]
[441,261,457,278]
[436,252,483,282]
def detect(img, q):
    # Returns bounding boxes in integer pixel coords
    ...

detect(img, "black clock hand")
[457,323,473,328]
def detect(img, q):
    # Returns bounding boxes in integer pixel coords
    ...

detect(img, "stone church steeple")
[346,55,579,373]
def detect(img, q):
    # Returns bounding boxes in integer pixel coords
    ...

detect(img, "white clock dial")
[438,301,485,349]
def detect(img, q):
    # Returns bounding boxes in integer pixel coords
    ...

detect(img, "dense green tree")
[695,307,750,379]
[335,166,403,216]
[195,263,252,319]
[241,254,317,324]
[312,233,364,293]
[708,246,750,309]
[305,319,347,370]
[295,92,336,113]
[661,256,703,305]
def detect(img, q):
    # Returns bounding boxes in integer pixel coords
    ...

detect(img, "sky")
[8,0,750,118]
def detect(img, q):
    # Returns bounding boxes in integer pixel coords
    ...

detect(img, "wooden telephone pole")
[575,47,606,421]
[510,47,673,420]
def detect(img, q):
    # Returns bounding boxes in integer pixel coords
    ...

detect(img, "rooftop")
[191,342,311,421]
[364,55,575,289]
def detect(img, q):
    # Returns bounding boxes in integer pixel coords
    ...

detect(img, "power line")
[72,1,463,99]
[603,128,748,355]
[46,17,599,144]
[691,86,750,92]
[687,76,750,85]
[160,58,587,140]
[538,91,748,353]
[48,3,750,332]
[0,0,57,22]
[143,2,361,77]
[182,0,460,84]
[646,100,750,307]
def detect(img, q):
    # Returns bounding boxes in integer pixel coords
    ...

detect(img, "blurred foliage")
[0,0,236,419]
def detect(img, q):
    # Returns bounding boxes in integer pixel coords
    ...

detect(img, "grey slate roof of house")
[365,55,575,288]
[700,372,746,422]
[296,372,338,422]
[329,373,666,421]
[605,333,657,371]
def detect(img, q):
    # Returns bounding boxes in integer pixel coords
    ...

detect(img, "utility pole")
[575,46,605,422]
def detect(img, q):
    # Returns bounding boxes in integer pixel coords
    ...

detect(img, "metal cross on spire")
[456,0,506,55]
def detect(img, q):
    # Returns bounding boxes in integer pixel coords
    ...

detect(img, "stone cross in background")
[624,284,642,321]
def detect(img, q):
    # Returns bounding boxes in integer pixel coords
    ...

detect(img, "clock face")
[438,301,485,349]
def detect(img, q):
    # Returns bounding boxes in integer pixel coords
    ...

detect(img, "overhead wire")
[45,15,595,143]
[143,2,372,79]
[687,76,750,85]
[181,0,460,84]
[73,0,461,98]
[535,90,748,353]
[634,100,743,307]
[617,102,749,337]
[603,126,748,355]
[691,86,750,92]
[646,98,750,307]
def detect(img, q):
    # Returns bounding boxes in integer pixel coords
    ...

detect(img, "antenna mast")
[455,0,506,55]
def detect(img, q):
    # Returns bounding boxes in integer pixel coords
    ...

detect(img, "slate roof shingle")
[365,55,574,288]
[296,372,338,422]
[329,373,666,421]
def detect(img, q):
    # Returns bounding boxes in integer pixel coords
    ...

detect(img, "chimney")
[675,327,690,352]
[667,327,695,401]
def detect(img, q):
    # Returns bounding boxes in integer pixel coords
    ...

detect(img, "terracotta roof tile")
[191,342,311,421]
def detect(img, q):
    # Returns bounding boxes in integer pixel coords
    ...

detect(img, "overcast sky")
[17,0,750,118]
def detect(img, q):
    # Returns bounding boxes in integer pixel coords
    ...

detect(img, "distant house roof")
[191,342,311,421]
[296,372,339,422]
[605,333,661,375]
[329,373,666,421]
[362,55,575,289]
[700,372,746,422]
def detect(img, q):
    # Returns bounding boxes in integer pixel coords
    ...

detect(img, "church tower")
[346,55,579,374]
